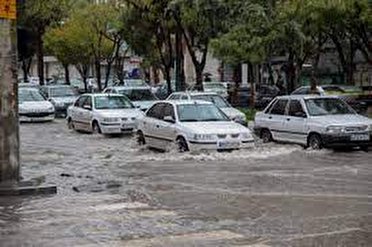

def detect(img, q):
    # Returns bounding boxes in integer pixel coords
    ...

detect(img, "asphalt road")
[0,119,371,246]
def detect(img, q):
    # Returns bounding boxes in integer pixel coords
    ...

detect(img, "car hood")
[180,121,250,134]
[132,101,156,110]
[96,108,144,118]
[311,114,372,126]
[19,101,54,112]
[220,107,245,119]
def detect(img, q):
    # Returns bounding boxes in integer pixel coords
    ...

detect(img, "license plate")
[106,128,120,133]
[350,134,370,141]
[217,141,240,149]
[122,124,135,129]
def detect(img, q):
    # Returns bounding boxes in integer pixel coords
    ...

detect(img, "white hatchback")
[67,94,144,135]
[254,95,372,150]
[137,100,254,152]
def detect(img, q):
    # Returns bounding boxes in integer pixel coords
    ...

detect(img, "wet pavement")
[0,119,371,246]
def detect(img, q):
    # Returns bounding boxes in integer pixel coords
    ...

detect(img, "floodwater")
[0,119,371,246]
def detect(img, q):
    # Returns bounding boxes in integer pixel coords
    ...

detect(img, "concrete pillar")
[0,19,20,183]
[241,63,248,86]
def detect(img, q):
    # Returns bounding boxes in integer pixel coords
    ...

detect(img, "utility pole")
[0,1,20,184]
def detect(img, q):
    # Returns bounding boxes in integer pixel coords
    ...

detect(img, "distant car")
[103,86,158,111]
[137,100,254,152]
[291,85,367,114]
[254,95,372,150]
[40,85,79,117]
[18,83,40,89]
[228,84,280,109]
[167,92,247,126]
[67,94,144,135]
[18,88,55,122]
[154,82,176,100]
[190,82,228,99]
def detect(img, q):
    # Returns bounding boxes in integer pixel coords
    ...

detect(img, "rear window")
[269,99,288,115]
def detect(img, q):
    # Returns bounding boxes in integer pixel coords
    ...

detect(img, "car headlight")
[102,117,119,123]
[326,126,346,134]
[193,134,217,141]
[241,132,252,139]
[47,106,54,112]
[233,115,246,122]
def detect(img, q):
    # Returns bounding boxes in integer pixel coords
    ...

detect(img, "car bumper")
[321,132,372,148]
[100,123,137,134]
[188,139,255,151]
[19,113,55,122]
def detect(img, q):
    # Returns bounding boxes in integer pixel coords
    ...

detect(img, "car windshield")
[191,95,230,108]
[19,89,45,103]
[50,87,77,97]
[305,98,355,116]
[119,89,157,101]
[94,96,134,110]
[177,104,229,122]
[204,83,225,90]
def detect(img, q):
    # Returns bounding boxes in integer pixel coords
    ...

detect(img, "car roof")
[161,100,214,106]
[79,93,124,97]
[171,91,219,96]
[275,95,339,100]
[19,87,39,91]
[42,85,73,88]
[107,86,150,90]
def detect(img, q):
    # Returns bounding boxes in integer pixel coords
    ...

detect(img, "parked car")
[154,81,176,100]
[40,85,79,117]
[190,82,228,99]
[167,92,247,126]
[229,84,280,109]
[18,83,40,89]
[103,86,158,111]
[137,100,254,152]
[254,95,372,150]
[67,94,144,135]
[291,85,367,114]
[18,88,55,122]
[360,85,372,106]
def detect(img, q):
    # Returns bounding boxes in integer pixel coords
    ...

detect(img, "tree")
[172,0,225,91]
[20,0,70,85]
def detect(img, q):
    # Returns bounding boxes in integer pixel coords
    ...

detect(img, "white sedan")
[137,100,254,152]
[19,88,55,122]
[67,94,144,135]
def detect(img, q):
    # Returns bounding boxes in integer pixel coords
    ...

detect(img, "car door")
[80,96,94,131]
[71,96,88,130]
[142,103,164,147]
[157,103,177,147]
[283,99,308,145]
[266,99,289,141]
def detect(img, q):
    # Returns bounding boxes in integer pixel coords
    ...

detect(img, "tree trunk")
[22,60,28,83]
[285,52,295,94]
[195,65,204,91]
[164,67,172,96]
[95,60,102,92]
[104,61,113,89]
[64,64,70,85]
[0,19,20,183]
[36,32,44,85]
[248,63,255,108]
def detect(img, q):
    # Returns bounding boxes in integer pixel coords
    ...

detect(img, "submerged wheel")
[137,130,146,145]
[67,118,74,130]
[92,121,101,134]
[308,134,323,150]
[176,137,189,152]
[261,129,273,143]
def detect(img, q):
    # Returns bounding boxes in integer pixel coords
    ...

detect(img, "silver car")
[254,95,372,150]
[40,85,79,117]
[167,92,247,126]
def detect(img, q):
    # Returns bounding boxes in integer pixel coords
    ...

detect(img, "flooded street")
[1,119,371,246]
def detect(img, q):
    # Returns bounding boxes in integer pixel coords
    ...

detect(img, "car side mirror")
[163,116,175,123]
[295,111,307,118]
[83,105,92,111]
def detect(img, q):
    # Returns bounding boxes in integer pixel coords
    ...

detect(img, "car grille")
[20,112,53,118]
[345,125,368,132]
[217,134,227,139]
[231,134,240,138]
[121,117,136,121]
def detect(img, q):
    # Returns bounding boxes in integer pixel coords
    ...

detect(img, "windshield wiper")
[181,119,200,122]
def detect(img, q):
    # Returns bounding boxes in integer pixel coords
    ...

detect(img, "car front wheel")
[308,134,323,150]
[137,130,146,145]
[67,118,74,130]
[176,137,189,152]
[261,129,273,143]
[92,121,101,134]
